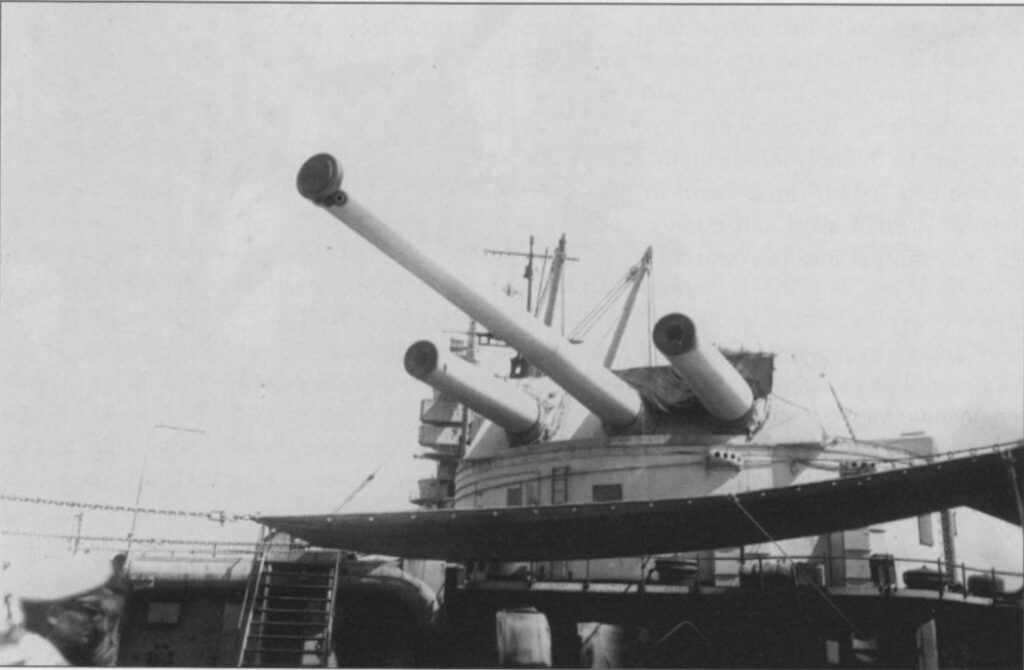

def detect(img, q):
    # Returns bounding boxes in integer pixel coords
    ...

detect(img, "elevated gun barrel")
[405,340,541,437]
[652,313,754,422]
[297,154,643,429]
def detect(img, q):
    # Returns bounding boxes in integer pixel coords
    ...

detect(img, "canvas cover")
[260,444,1022,562]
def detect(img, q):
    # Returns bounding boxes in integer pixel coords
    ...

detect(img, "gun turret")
[404,340,541,438]
[297,154,644,429]
[652,313,754,422]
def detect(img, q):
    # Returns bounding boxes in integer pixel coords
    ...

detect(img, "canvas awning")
[259,444,1022,562]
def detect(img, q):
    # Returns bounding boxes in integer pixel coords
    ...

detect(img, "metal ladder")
[237,549,342,667]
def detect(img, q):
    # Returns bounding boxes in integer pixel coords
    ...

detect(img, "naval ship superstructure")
[236,153,1024,668]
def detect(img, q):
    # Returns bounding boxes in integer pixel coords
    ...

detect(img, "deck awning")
[259,444,1022,562]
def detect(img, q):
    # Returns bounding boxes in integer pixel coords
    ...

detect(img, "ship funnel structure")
[652,313,754,423]
[298,154,644,430]
[405,340,541,438]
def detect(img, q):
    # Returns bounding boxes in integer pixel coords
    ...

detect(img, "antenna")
[484,237,579,314]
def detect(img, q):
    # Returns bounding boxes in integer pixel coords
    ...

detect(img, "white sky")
[1,5,1022,554]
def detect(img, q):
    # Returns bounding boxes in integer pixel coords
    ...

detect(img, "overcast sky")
[1,5,1021,557]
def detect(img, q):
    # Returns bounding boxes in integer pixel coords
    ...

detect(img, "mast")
[525,236,534,313]
[603,247,653,368]
[539,235,567,328]
[485,236,578,316]
[486,235,577,378]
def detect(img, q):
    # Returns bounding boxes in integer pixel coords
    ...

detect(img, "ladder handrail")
[237,547,342,668]
[238,526,271,631]
[236,545,270,667]
[321,549,343,667]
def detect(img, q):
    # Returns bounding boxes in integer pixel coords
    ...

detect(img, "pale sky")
[1,5,1022,556]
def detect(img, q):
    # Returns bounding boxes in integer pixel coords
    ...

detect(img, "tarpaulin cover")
[259,444,1022,562]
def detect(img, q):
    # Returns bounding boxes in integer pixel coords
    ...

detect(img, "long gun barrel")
[404,340,541,437]
[652,313,754,422]
[297,154,644,429]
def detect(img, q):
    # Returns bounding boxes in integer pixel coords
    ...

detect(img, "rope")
[729,494,863,636]
[0,493,254,523]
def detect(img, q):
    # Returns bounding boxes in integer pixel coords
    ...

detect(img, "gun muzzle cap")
[404,341,440,378]
[297,153,343,203]
[653,313,698,356]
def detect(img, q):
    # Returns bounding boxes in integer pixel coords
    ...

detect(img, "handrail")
[519,552,1023,587]
[235,542,269,666]
[321,549,343,668]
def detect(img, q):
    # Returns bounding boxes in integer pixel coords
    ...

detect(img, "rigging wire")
[331,440,408,513]
[650,619,709,649]
[771,393,813,413]
[0,528,260,549]
[729,494,863,637]
[0,492,253,523]
[791,354,830,441]
[567,267,632,338]
[568,272,633,341]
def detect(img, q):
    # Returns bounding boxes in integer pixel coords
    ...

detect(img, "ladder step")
[256,595,332,601]
[239,552,342,667]
[242,655,324,664]
[256,596,332,604]
[258,595,333,602]
[258,580,334,589]
[265,563,337,573]
[248,622,330,629]
[243,659,318,666]
[258,581,333,594]
[253,607,330,615]
[262,566,335,574]
[262,567,336,575]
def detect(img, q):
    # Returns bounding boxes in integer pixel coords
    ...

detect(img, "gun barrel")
[405,341,540,436]
[652,313,754,422]
[298,154,643,429]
